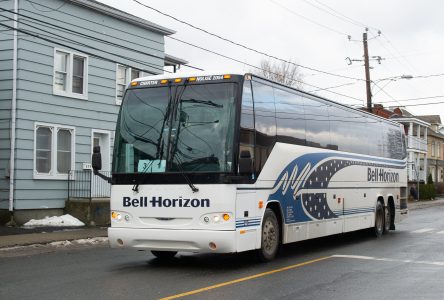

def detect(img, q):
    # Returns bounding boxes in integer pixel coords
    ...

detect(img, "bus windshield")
[113,82,237,174]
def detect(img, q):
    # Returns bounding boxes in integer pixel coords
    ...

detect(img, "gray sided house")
[0,0,186,224]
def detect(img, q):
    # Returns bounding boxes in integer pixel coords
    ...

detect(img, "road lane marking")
[159,256,332,300]
[412,228,435,233]
[333,254,444,266]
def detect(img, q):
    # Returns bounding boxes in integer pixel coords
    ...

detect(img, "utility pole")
[363,32,372,112]
[345,29,383,112]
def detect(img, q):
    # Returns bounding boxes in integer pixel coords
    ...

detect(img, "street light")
[372,75,413,97]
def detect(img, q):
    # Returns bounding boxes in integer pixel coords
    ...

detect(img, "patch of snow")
[50,240,73,247]
[23,214,85,227]
[74,237,108,245]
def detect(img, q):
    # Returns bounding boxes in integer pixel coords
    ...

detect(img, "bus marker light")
[240,230,246,234]
[174,78,182,83]
[223,74,231,79]
[188,77,197,82]
[213,215,220,223]
[223,214,230,221]
[160,79,168,84]
[130,81,138,86]
[209,242,217,250]
[111,211,121,220]
[258,200,264,209]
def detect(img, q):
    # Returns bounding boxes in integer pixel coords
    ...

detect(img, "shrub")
[427,173,434,184]
[419,184,436,200]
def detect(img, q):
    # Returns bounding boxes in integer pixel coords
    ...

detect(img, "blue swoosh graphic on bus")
[268,152,405,224]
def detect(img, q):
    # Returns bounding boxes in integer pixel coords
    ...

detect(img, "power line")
[375,95,444,104]
[307,81,358,93]
[167,35,364,103]
[25,0,68,13]
[1,5,367,105]
[132,0,366,82]
[24,0,163,46]
[0,21,169,75]
[391,101,444,108]
[301,0,364,29]
[268,0,349,36]
[1,8,203,71]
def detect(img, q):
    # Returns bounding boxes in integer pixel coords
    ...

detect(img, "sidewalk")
[0,227,108,248]
[408,196,444,210]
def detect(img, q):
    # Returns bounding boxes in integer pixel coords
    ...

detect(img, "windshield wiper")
[180,98,223,108]
[172,153,198,192]
[132,84,174,193]
[168,85,199,193]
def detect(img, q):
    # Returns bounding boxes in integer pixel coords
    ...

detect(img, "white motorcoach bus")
[93,73,408,261]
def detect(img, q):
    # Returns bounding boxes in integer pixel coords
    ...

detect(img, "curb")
[0,227,108,249]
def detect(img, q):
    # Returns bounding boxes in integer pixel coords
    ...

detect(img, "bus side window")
[366,117,383,157]
[252,80,276,176]
[303,96,331,149]
[239,80,255,175]
[274,87,306,146]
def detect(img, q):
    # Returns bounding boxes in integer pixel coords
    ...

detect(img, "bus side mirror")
[239,150,253,175]
[92,146,102,172]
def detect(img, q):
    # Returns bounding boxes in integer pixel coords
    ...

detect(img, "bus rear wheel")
[151,251,177,259]
[374,201,384,238]
[383,204,391,234]
[257,208,280,262]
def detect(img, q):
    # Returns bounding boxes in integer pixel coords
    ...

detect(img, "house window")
[34,123,75,179]
[53,49,88,99]
[431,141,436,157]
[116,64,146,104]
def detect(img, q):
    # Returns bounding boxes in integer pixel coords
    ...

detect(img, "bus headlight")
[111,211,131,222]
[201,213,232,225]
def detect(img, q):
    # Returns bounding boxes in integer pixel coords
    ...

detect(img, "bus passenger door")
[235,190,260,252]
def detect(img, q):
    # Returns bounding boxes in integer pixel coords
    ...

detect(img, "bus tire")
[257,208,280,262]
[374,201,384,238]
[151,251,177,259]
[383,204,391,234]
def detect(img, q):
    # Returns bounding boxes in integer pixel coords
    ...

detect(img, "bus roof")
[132,71,244,82]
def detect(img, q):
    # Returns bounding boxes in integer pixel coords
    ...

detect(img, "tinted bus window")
[240,80,255,172]
[366,117,383,157]
[329,106,369,155]
[384,123,404,159]
[303,96,331,149]
[274,87,306,146]
[252,80,276,175]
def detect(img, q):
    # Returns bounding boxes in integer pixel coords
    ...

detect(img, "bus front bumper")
[108,227,236,253]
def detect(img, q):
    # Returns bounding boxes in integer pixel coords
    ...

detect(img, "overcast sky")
[99,0,444,123]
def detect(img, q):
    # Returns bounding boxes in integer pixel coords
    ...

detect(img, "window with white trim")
[53,49,88,99]
[34,123,75,179]
[116,64,146,104]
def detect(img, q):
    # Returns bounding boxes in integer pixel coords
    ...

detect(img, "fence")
[68,170,111,200]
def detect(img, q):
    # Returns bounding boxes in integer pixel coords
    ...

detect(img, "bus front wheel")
[257,208,280,262]
[151,251,177,259]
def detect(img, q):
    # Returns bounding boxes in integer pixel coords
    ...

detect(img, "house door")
[91,130,111,198]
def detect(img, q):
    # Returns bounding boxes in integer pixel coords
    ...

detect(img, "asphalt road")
[2,206,444,300]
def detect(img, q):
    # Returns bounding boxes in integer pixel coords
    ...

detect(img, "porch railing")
[68,170,111,200]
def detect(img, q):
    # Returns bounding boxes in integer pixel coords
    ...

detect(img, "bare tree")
[254,59,304,89]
